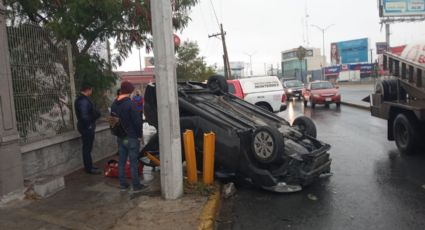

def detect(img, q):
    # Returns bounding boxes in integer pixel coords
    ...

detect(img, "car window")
[228,83,235,94]
[311,82,334,90]
[284,80,303,88]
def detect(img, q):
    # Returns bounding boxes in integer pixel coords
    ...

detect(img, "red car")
[303,81,341,108]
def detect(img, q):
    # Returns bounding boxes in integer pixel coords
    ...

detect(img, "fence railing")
[6,23,75,143]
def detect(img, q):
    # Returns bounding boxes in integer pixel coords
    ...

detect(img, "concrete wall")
[20,123,116,179]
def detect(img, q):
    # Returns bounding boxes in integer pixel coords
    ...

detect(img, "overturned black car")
[142,75,332,192]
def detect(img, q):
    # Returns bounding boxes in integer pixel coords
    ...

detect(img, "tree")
[5,0,199,96]
[4,0,199,138]
[176,40,216,81]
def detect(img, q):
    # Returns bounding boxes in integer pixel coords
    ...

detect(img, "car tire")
[393,113,419,155]
[207,75,228,94]
[256,103,272,112]
[292,116,317,138]
[251,126,284,164]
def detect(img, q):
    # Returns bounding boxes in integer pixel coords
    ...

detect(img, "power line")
[209,0,220,28]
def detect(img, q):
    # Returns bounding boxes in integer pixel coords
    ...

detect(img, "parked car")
[283,80,304,100]
[142,75,332,193]
[303,81,341,108]
[227,76,287,112]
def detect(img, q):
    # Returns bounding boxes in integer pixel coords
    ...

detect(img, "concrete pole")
[150,0,183,200]
[385,23,391,51]
[0,0,24,199]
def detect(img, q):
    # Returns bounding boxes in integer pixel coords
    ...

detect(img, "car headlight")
[288,89,293,93]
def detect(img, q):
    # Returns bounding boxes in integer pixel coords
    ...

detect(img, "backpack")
[108,112,127,138]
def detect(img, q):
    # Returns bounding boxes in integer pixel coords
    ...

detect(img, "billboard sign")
[376,42,389,54]
[331,38,369,65]
[282,49,313,60]
[324,66,341,75]
[381,0,425,17]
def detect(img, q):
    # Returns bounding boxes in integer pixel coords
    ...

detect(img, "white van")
[227,76,287,112]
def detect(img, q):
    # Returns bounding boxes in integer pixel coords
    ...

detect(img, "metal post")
[151,0,183,200]
[385,23,391,51]
[0,0,24,199]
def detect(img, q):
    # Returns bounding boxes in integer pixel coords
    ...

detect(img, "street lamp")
[311,24,334,80]
[311,24,335,61]
[244,51,256,76]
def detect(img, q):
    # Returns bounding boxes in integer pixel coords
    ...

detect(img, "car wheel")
[251,126,284,164]
[393,113,419,155]
[207,75,228,94]
[292,116,317,138]
[256,103,272,112]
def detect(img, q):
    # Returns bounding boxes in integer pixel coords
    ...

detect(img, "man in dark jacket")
[75,84,101,174]
[111,81,147,192]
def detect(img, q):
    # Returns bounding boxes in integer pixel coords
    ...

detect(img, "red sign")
[173,34,181,47]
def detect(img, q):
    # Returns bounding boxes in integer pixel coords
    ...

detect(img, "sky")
[115,0,425,75]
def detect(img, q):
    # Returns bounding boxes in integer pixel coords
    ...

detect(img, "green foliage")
[4,0,200,133]
[176,41,216,82]
[75,54,117,113]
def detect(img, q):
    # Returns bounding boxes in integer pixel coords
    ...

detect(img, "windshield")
[284,81,303,88]
[311,82,334,90]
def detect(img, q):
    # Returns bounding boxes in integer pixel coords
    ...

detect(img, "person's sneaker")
[132,185,149,194]
[120,184,130,192]
[86,168,102,175]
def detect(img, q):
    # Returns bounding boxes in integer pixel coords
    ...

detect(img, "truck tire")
[207,75,228,94]
[375,79,406,101]
[292,116,317,138]
[251,126,284,164]
[393,113,419,155]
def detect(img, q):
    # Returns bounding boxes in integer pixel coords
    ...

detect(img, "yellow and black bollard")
[203,132,215,185]
[183,130,198,184]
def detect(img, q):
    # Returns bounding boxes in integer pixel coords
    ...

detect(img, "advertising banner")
[330,38,369,65]
[376,42,389,54]
[382,0,425,17]
[324,66,341,75]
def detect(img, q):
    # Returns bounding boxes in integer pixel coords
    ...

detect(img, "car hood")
[312,88,338,94]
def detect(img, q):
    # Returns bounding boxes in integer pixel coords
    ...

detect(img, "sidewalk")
[0,156,217,230]
[339,83,374,110]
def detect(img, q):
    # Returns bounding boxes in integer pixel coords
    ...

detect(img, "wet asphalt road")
[218,100,425,230]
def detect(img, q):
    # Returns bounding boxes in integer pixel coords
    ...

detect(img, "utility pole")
[385,23,390,51]
[150,0,183,200]
[138,47,142,71]
[209,24,232,79]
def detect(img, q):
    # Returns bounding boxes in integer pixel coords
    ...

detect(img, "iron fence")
[6,23,75,143]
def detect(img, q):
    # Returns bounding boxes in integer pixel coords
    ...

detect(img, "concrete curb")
[198,185,221,230]
[341,101,370,111]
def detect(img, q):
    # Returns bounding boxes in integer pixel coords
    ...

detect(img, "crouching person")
[110,81,147,193]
